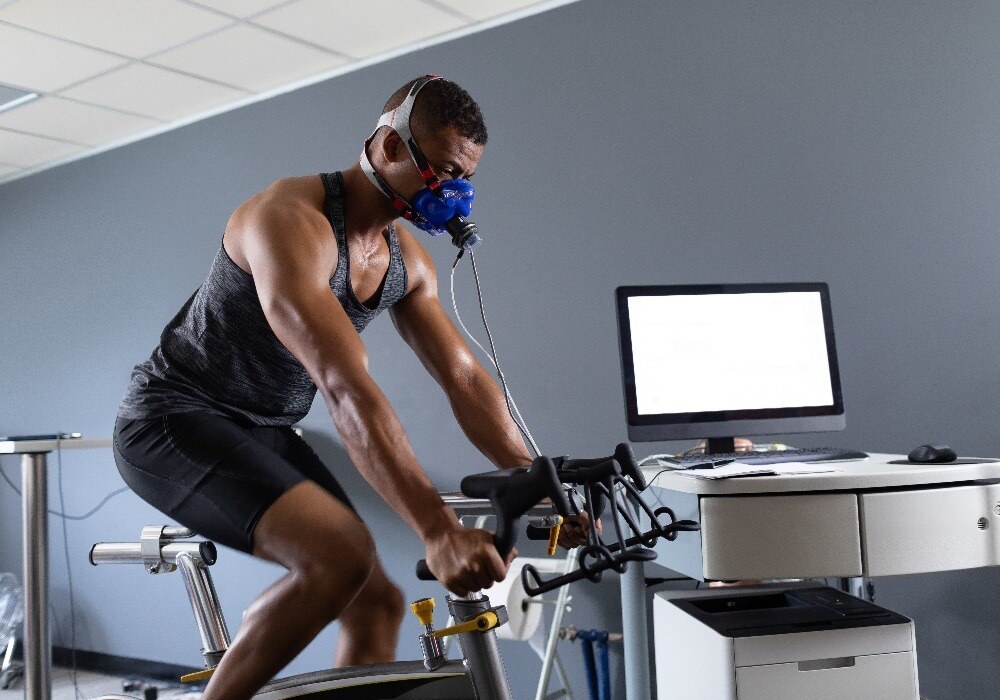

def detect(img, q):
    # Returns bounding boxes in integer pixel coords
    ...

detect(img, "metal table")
[0,436,113,700]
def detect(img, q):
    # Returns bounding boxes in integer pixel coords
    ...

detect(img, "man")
[113,77,589,699]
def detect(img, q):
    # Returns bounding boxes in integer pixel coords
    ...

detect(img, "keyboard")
[668,447,869,467]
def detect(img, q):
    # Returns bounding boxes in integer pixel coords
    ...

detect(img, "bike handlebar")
[416,454,569,581]
[416,443,700,593]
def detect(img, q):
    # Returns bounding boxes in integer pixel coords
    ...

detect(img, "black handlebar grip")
[416,559,434,581]
[526,524,551,540]
[614,443,646,490]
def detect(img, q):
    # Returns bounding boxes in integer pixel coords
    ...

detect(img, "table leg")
[22,452,49,700]
[839,576,875,602]
[621,558,651,700]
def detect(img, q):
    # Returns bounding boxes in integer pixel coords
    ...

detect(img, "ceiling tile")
[0,0,233,58]
[152,24,347,92]
[0,96,161,146]
[432,0,545,21]
[61,64,247,121]
[0,23,127,92]
[253,0,465,58]
[0,128,80,167]
[189,0,291,18]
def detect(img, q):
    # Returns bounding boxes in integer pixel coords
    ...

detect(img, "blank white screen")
[627,292,835,415]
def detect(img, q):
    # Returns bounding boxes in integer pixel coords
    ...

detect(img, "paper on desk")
[672,461,844,481]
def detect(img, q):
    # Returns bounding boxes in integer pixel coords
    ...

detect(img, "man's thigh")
[114,412,352,555]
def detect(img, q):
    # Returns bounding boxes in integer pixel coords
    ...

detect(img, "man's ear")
[379,128,407,164]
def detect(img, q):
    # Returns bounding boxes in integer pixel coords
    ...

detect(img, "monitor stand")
[705,437,736,455]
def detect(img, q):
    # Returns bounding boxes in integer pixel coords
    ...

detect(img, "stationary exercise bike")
[90,443,698,699]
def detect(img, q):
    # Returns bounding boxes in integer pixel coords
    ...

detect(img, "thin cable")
[450,253,533,445]
[468,250,541,456]
[55,439,81,700]
[450,251,541,457]
[0,463,129,520]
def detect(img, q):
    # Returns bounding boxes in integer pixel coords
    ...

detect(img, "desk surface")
[0,437,113,454]
[642,453,1000,496]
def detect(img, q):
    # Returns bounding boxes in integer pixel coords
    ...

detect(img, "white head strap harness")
[359,75,443,209]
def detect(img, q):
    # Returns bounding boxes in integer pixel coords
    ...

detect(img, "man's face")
[378,123,484,202]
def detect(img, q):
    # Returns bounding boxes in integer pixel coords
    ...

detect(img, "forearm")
[323,382,458,542]
[445,365,533,469]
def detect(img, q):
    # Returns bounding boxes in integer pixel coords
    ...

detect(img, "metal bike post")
[175,553,231,667]
[620,498,652,700]
[22,452,49,700]
[447,594,513,700]
[621,560,650,700]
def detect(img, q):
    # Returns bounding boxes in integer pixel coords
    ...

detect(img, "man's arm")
[389,233,532,470]
[237,200,508,595]
[389,231,596,547]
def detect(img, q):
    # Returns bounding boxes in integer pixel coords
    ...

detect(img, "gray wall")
[3,0,1000,697]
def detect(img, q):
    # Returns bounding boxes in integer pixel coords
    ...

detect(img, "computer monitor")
[615,283,845,447]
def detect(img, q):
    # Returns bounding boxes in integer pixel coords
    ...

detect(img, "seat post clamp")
[140,525,176,574]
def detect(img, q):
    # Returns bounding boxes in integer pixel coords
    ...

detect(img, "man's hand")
[558,512,601,548]
[425,525,516,597]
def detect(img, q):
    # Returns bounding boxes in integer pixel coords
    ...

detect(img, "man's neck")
[340,163,398,247]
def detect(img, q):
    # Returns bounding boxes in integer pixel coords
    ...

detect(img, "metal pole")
[22,452,49,700]
[535,549,576,700]
[621,559,651,700]
[448,594,513,700]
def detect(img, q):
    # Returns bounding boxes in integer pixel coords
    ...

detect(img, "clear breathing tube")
[450,250,541,459]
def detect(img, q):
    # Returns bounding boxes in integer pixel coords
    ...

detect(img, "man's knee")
[276,518,377,616]
[378,578,406,625]
[344,571,406,629]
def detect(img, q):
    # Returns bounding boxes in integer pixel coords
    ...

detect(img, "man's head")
[367,77,487,202]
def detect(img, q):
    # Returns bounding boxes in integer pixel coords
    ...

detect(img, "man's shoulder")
[226,175,334,274]
[236,175,327,223]
[394,223,437,293]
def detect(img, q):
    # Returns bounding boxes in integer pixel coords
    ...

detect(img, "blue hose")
[577,629,611,700]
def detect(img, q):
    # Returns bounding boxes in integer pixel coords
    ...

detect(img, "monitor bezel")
[616,283,846,441]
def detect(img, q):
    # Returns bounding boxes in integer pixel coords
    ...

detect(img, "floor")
[0,665,202,699]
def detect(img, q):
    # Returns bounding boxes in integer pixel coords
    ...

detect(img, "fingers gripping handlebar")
[415,455,569,581]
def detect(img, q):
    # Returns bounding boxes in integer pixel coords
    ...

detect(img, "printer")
[654,583,919,699]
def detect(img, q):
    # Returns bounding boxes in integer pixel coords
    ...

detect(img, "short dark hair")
[383,77,488,145]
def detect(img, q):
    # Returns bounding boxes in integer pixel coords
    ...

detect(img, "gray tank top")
[118,172,409,426]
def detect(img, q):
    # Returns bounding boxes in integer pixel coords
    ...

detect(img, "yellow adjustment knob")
[548,516,564,556]
[181,668,215,683]
[411,597,435,626]
[433,611,501,638]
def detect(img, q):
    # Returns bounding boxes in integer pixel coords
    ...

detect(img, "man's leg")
[201,480,377,700]
[333,557,406,666]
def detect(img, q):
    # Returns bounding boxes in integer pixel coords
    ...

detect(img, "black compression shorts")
[113,411,356,554]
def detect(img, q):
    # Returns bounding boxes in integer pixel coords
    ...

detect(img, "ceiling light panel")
[61,64,247,121]
[432,0,545,21]
[0,96,161,146]
[0,128,80,167]
[0,0,233,58]
[189,0,293,18]
[152,24,347,92]
[0,22,127,92]
[252,0,466,59]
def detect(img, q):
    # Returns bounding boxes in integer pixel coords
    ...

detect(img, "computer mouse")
[907,444,958,463]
